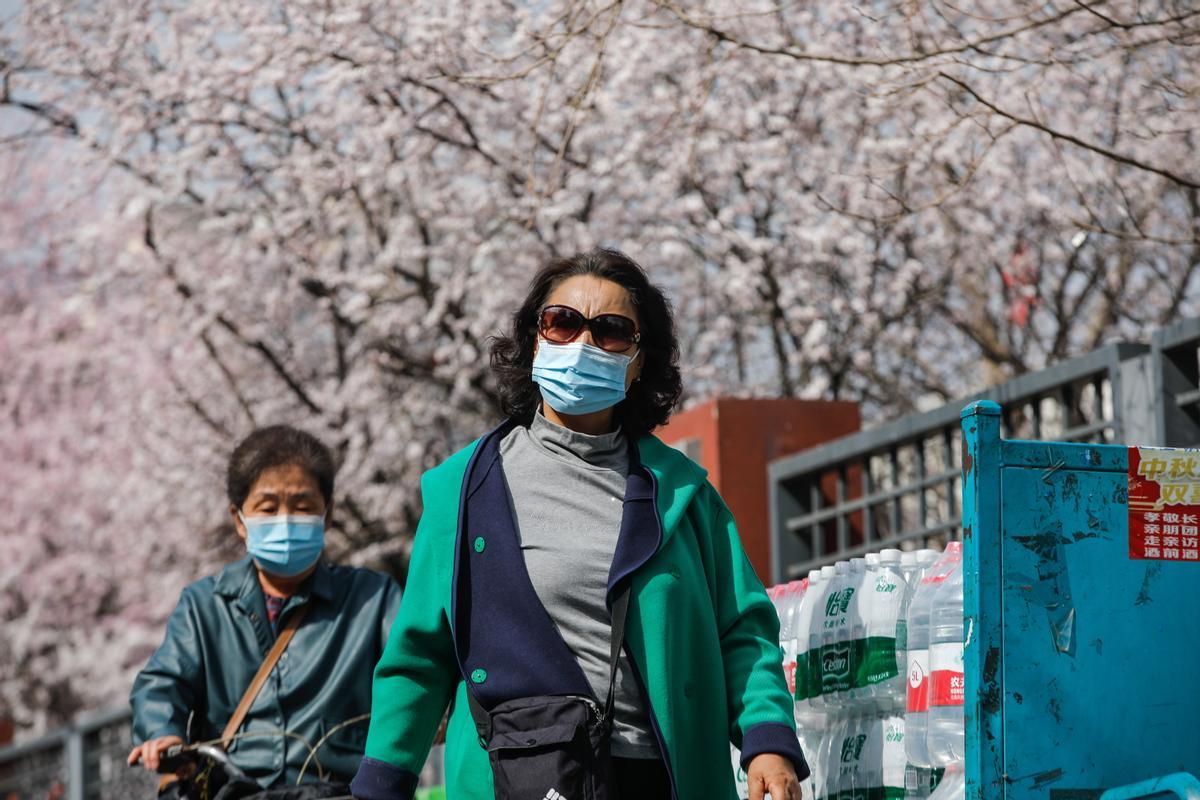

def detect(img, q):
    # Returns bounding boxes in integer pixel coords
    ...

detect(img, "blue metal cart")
[961,401,1199,800]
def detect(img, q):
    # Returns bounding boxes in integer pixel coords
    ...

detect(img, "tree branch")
[654,0,1090,68]
[938,72,1200,190]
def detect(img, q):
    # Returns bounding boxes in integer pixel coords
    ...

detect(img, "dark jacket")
[131,556,400,787]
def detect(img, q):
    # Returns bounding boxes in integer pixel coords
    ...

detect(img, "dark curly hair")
[226,425,336,510]
[490,248,683,438]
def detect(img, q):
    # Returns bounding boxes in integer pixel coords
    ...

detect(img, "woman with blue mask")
[128,425,400,793]
[353,249,807,800]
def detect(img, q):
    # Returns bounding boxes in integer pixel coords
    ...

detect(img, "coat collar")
[460,419,675,597]
[635,433,708,541]
[604,433,661,596]
[213,555,336,604]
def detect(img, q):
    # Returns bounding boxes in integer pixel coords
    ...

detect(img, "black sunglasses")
[538,304,641,353]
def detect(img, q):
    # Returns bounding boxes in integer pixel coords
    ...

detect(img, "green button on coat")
[473,537,486,553]
[471,668,488,684]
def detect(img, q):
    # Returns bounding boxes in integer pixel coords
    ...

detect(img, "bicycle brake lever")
[156,744,194,774]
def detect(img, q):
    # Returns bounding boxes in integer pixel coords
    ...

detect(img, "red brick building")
[658,398,860,582]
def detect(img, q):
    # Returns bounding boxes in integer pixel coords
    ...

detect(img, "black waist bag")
[467,588,629,800]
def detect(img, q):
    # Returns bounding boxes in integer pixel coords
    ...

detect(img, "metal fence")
[0,708,158,800]
[0,706,444,800]
[769,319,1200,583]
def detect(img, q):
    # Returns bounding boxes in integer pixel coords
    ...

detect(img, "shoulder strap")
[221,604,309,749]
[602,582,631,722]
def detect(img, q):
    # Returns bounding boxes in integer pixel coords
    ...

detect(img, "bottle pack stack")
[738,542,966,800]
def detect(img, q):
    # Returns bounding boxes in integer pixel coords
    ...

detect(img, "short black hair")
[226,425,336,510]
[490,248,683,438]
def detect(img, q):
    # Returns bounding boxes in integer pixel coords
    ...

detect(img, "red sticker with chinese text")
[1128,447,1200,562]
[929,669,965,707]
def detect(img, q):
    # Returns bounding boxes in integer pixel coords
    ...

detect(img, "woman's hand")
[126,735,184,773]
[747,752,801,800]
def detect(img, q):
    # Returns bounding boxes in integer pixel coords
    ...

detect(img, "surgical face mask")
[238,512,325,577]
[531,340,638,416]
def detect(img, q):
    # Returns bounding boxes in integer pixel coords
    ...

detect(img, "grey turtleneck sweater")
[498,412,660,759]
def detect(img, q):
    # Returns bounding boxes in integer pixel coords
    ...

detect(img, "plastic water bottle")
[880,713,908,798]
[797,736,816,800]
[767,584,789,693]
[904,545,961,768]
[834,712,864,800]
[806,568,835,714]
[790,579,809,697]
[926,547,965,766]
[832,711,905,799]
[810,715,829,800]
[816,712,846,800]
[895,552,919,711]
[794,569,823,720]
[905,763,929,799]
[927,761,964,799]
[903,573,932,767]
[776,581,803,697]
[900,552,928,799]
[846,557,868,708]
[731,743,750,799]
[824,561,857,704]
[856,713,883,796]
[793,573,822,800]
[816,562,851,706]
[862,549,906,712]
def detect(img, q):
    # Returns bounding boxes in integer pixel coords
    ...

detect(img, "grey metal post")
[769,470,808,584]
[1153,319,1200,447]
[66,726,85,800]
[767,471,785,585]
[1118,352,1159,446]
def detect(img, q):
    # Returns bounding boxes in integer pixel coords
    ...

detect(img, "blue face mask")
[239,513,325,577]
[532,340,638,416]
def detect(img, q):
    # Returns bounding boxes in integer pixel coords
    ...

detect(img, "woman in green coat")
[351,249,807,800]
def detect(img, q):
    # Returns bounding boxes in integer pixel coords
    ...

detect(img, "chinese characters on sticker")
[1128,447,1200,562]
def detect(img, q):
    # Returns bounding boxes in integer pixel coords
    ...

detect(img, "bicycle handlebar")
[156,743,248,780]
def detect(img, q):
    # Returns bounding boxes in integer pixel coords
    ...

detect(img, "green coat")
[352,425,806,799]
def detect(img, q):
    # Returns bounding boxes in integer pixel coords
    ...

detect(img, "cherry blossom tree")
[1,0,1196,732]
[0,141,197,732]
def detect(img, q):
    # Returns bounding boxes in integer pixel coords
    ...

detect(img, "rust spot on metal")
[1032,768,1064,789]
[962,439,974,477]
[980,646,1002,714]
[1013,531,1069,561]
[963,525,973,539]
[1135,562,1162,606]
[1013,692,1024,704]
[1047,697,1063,724]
